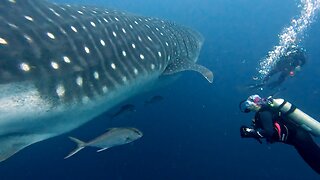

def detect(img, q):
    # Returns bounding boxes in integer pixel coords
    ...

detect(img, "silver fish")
[0,0,213,162]
[65,128,143,159]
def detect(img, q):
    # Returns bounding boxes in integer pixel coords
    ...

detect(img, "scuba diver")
[250,45,306,89]
[239,95,320,174]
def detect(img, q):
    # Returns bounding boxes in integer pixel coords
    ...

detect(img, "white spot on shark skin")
[8,23,18,29]
[82,96,89,104]
[103,18,108,23]
[114,17,119,21]
[134,21,138,24]
[77,10,84,15]
[20,63,30,72]
[50,8,61,17]
[140,54,145,60]
[122,50,127,57]
[100,39,105,46]
[90,21,96,27]
[60,28,67,35]
[129,24,133,29]
[71,26,77,32]
[138,36,142,42]
[131,43,136,49]
[134,68,138,75]
[111,63,116,69]
[24,16,34,22]
[47,32,55,39]
[112,31,117,37]
[51,61,59,69]
[147,36,152,41]
[24,35,33,43]
[165,42,169,46]
[122,76,127,82]
[93,71,99,79]
[102,86,108,93]
[122,28,126,34]
[158,52,162,57]
[8,0,16,3]
[84,46,90,54]
[56,84,65,97]
[76,76,83,86]
[63,56,71,63]
[0,37,8,45]
[151,64,155,70]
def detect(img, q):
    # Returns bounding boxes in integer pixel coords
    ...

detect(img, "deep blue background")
[1,0,320,179]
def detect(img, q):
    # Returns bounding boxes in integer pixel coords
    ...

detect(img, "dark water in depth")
[1,0,320,179]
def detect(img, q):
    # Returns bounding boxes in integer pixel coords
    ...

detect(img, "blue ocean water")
[1,0,320,179]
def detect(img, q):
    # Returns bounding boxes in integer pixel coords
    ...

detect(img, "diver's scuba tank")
[271,98,320,137]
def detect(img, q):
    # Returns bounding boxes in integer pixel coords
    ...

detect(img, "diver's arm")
[256,111,275,137]
[266,72,287,89]
[240,111,274,141]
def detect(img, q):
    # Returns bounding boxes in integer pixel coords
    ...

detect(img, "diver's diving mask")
[239,95,263,113]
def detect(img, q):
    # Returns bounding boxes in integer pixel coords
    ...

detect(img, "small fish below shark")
[109,104,136,120]
[144,95,164,106]
[65,127,143,159]
[0,0,213,162]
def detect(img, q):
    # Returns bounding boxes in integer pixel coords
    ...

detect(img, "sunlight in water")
[257,0,320,79]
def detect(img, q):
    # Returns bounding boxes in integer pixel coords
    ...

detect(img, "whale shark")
[0,0,213,162]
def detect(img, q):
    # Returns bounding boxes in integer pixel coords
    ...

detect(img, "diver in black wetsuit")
[239,95,320,174]
[251,46,306,89]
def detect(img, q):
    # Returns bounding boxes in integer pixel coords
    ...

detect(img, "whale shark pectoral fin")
[163,58,214,83]
[0,134,49,162]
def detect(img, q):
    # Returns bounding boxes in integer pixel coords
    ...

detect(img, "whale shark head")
[0,0,213,162]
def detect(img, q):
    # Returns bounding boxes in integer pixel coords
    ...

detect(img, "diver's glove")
[240,126,262,144]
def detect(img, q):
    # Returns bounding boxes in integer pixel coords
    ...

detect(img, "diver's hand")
[240,126,262,144]
[240,126,255,138]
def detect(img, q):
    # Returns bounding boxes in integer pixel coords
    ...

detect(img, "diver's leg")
[266,72,287,89]
[263,69,277,83]
[292,130,320,174]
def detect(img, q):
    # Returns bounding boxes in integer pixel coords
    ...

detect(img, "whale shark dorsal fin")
[163,58,214,83]
[0,134,47,162]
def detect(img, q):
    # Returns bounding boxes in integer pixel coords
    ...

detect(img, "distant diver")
[239,95,320,174]
[250,45,306,89]
[65,127,143,159]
